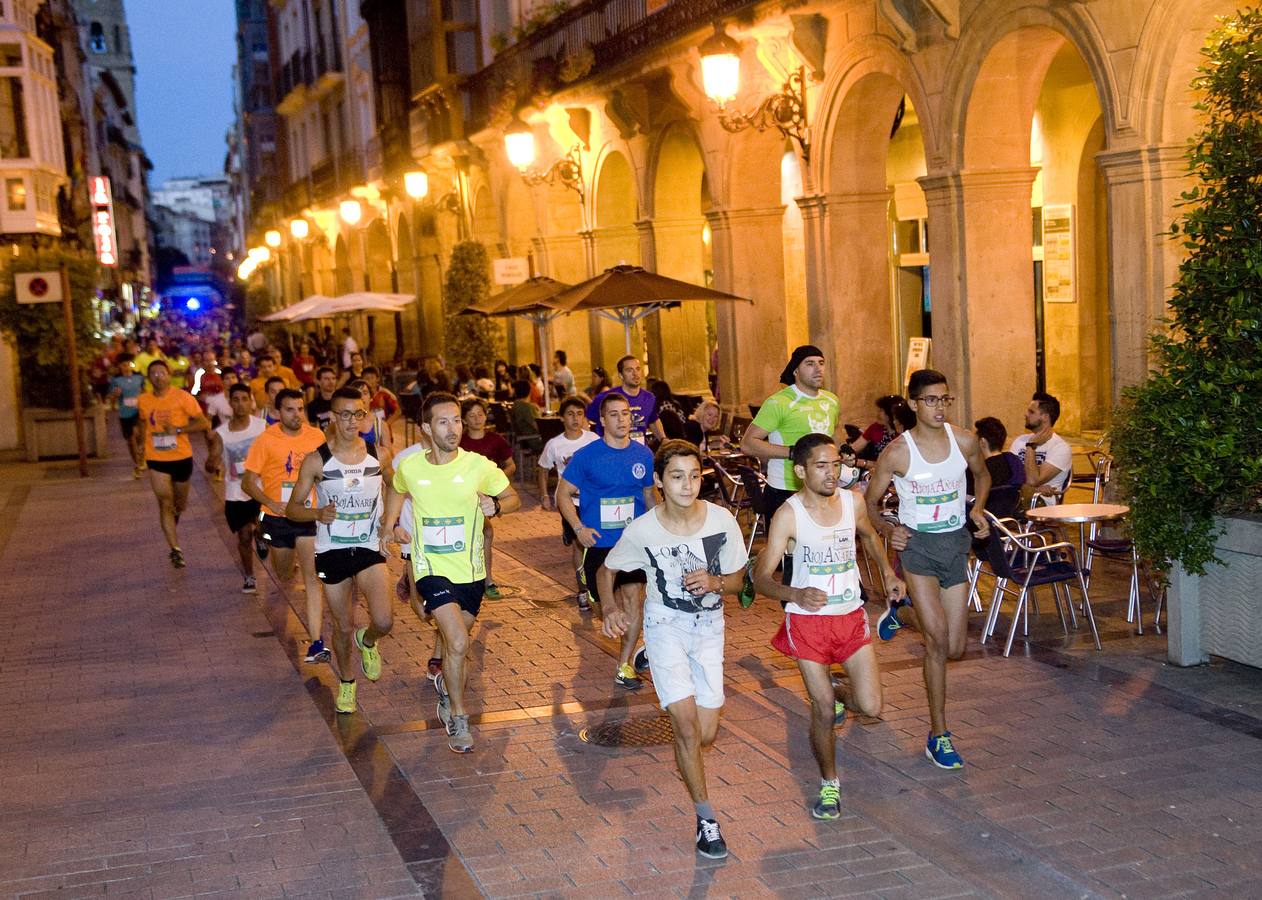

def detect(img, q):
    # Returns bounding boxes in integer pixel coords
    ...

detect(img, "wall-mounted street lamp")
[289,217,310,240]
[339,198,363,226]
[504,118,586,204]
[699,22,811,163]
[264,229,282,249]
[403,170,428,201]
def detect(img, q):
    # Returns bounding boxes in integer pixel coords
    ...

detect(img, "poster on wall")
[903,337,931,388]
[1042,205,1075,303]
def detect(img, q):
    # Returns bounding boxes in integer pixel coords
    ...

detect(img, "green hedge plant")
[1109,7,1262,575]
[442,240,503,373]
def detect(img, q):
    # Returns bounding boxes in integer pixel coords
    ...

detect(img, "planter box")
[22,405,109,461]
[1167,515,1262,667]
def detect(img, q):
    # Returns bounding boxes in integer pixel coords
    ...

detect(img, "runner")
[585,356,665,444]
[363,366,401,434]
[388,434,442,681]
[135,359,210,568]
[741,345,842,519]
[598,440,748,859]
[536,396,598,608]
[108,353,146,477]
[242,388,331,664]
[306,366,338,429]
[285,387,395,714]
[384,392,521,752]
[457,397,515,600]
[864,369,990,769]
[752,433,905,817]
[259,376,285,425]
[556,393,657,687]
[207,383,266,592]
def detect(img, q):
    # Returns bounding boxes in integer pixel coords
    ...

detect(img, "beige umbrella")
[549,264,751,354]
[261,294,335,322]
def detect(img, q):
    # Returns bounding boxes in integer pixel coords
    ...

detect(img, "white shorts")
[642,605,726,710]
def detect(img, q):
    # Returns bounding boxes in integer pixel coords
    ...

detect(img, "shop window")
[7,177,25,210]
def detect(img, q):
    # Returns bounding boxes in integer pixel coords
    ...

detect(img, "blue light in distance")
[185,298,201,311]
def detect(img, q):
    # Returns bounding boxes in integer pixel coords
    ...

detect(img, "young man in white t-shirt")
[206,383,267,592]
[537,397,599,606]
[599,440,748,861]
[1009,391,1073,497]
[753,433,905,820]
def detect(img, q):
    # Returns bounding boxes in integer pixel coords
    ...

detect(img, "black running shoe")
[169,548,185,569]
[254,532,269,561]
[696,818,728,859]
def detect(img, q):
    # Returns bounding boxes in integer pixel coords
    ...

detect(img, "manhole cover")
[580,714,674,747]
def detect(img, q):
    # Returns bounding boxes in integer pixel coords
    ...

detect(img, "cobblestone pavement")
[3,434,1262,899]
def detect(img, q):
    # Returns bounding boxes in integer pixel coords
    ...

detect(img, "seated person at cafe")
[510,380,543,454]
[850,395,908,468]
[684,400,726,450]
[970,416,1024,520]
[1009,392,1073,497]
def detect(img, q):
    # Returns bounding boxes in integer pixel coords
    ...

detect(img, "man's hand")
[391,525,411,545]
[887,524,912,552]
[601,605,630,638]
[576,526,600,547]
[683,569,718,597]
[792,586,829,612]
[205,457,221,476]
[477,493,497,518]
[887,577,908,605]
[316,503,337,525]
[541,495,556,512]
[969,507,990,538]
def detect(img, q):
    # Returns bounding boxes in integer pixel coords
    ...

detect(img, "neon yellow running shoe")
[355,627,382,681]
[335,680,357,714]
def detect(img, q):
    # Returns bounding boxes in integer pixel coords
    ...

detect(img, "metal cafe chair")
[981,511,1102,657]
[732,463,771,556]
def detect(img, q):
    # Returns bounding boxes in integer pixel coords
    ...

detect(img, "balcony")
[462,0,760,134]
[276,39,344,115]
[281,150,363,216]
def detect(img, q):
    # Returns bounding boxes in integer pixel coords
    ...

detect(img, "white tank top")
[314,440,384,554]
[893,427,967,533]
[785,491,862,616]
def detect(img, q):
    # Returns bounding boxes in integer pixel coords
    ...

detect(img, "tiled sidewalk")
[3,437,1262,898]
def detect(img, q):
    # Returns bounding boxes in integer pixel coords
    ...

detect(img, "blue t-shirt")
[110,374,146,419]
[585,387,659,442]
[561,438,655,548]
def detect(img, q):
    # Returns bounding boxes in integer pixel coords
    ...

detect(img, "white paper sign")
[493,257,530,286]
[1042,205,1075,303]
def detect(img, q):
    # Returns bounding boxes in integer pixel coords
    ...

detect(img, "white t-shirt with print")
[216,417,267,502]
[1010,432,1073,492]
[539,430,599,481]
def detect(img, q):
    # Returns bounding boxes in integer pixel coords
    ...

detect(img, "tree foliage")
[0,248,101,408]
[1109,7,1262,574]
[442,241,503,372]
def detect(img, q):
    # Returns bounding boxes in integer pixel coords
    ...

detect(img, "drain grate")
[580,714,675,747]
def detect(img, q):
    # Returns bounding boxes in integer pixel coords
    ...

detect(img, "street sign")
[15,270,65,304]
[493,257,530,286]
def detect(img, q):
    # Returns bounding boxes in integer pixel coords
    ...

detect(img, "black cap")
[780,344,825,386]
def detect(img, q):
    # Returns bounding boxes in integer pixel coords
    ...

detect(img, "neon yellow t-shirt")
[750,385,840,490]
[392,448,510,583]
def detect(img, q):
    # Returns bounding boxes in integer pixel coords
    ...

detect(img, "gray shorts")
[899,527,971,588]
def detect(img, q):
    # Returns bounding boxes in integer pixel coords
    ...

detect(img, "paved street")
[3,435,1262,899]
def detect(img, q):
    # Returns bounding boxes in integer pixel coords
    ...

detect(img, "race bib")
[122,396,138,408]
[599,496,635,530]
[806,560,859,605]
[331,509,375,544]
[152,433,177,451]
[280,480,295,502]
[913,490,962,532]
[422,516,466,554]
[234,461,246,475]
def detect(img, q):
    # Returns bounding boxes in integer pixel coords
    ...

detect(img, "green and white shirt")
[751,385,840,490]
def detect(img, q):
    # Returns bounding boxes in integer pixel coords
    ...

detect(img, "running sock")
[694,801,715,820]
[821,778,839,789]
[341,678,355,685]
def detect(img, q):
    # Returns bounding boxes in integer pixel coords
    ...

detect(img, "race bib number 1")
[422,516,466,554]
[914,491,961,532]
[599,496,635,530]
[807,561,858,605]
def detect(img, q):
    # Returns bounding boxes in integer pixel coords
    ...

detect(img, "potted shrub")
[443,241,504,373]
[1108,8,1262,666]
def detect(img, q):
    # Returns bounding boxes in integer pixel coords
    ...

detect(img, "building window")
[0,43,19,67]
[89,22,107,53]
[0,76,28,158]
[7,177,25,210]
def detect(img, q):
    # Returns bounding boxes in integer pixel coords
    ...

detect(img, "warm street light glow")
[237,259,255,280]
[404,170,429,200]
[264,229,281,248]
[339,198,363,225]
[248,245,271,262]
[699,24,741,106]
[504,120,536,170]
[289,217,309,240]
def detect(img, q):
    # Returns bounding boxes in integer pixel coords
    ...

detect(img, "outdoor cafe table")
[1026,502,1130,558]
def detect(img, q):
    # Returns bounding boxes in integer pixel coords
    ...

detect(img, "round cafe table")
[1025,502,1129,525]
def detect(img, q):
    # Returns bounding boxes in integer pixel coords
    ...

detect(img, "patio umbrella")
[260,294,335,322]
[549,264,751,354]
[465,276,573,412]
[290,292,413,322]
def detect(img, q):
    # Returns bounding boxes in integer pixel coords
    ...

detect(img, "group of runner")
[130,334,992,862]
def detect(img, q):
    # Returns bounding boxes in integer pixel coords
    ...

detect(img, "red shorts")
[771,609,871,665]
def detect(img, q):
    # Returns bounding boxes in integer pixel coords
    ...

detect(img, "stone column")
[707,205,788,415]
[1095,144,1189,402]
[650,216,709,392]
[920,167,1039,431]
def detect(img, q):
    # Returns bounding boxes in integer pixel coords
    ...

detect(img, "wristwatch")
[491,495,502,517]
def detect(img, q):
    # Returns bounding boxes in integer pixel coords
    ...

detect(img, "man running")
[753,433,905,817]
[136,359,210,568]
[384,392,521,753]
[306,366,338,430]
[865,369,990,769]
[585,355,665,444]
[243,389,330,664]
[557,393,657,687]
[458,398,515,600]
[537,396,598,607]
[599,440,748,859]
[741,345,842,519]
[108,353,146,477]
[207,383,266,592]
[285,387,395,715]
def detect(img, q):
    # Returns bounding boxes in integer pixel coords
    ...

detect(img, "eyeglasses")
[914,395,955,408]
[333,410,368,422]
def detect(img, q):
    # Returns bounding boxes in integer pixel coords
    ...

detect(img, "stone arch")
[333,234,352,296]
[585,148,641,375]
[309,235,333,296]
[471,185,500,249]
